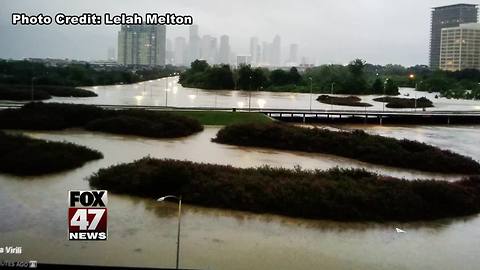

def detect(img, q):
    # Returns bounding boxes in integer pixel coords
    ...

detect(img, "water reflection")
[143,197,479,233]
[17,127,470,181]
[48,76,480,112]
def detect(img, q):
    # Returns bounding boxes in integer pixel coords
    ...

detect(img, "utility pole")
[309,77,313,111]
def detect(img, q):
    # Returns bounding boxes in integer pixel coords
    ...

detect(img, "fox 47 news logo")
[68,190,108,240]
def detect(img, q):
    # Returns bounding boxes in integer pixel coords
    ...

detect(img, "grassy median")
[0,131,103,175]
[316,95,372,107]
[89,157,480,222]
[0,103,203,138]
[373,96,434,109]
[213,123,480,174]
[0,84,97,101]
[171,111,273,125]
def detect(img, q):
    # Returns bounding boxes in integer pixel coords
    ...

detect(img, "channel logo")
[68,190,108,241]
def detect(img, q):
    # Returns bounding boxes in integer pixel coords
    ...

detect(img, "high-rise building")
[218,35,230,64]
[287,43,298,66]
[188,25,201,64]
[440,23,480,71]
[430,4,478,69]
[262,41,271,66]
[117,24,166,66]
[249,37,259,65]
[237,55,252,66]
[166,38,174,65]
[272,35,281,67]
[201,35,218,64]
[174,37,187,66]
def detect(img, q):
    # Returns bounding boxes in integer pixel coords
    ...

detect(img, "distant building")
[188,25,201,64]
[271,35,281,67]
[236,55,252,66]
[261,41,271,66]
[249,37,260,65]
[440,23,480,71]
[90,60,120,68]
[286,43,298,66]
[25,58,88,67]
[166,38,174,65]
[430,4,478,69]
[174,37,187,66]
[218,35,231,64]
[201,35,218,64]
[117,24,166,66]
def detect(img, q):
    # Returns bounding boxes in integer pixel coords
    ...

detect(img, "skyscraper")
[287,43,298,66]
[262,41,271,65]
[440,23,480,71]
[174,37,187,66]
[249,37,259,65]
[166,38,174,65]
[117,24,166,66]
[188,25,201,64]
[430,4,478,69]
[272,35,281,67]
[201,35,217,64]
[218,35,230,64]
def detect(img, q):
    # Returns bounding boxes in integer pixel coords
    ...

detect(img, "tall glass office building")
[430,4,477,69]
[117,24,166,66]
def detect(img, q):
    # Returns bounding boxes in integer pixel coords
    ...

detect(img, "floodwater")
[1,124,480,270]
[48,76,480,111]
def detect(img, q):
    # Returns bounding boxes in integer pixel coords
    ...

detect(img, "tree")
[251,68,268,90]
[348,59,366,77]
[384,79,399,95]
[288,67,302,85]
[205,65,234,89]
[371,78,384,94]
[345,59,368,93]
[237,65,254,90]
[190,60,209,73]
[270,69,289,85]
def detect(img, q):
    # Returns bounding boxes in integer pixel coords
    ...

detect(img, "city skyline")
[167,24,300,67]
[1,0,479,66]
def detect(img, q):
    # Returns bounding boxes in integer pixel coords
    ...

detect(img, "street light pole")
[248,75,252,112]
[414,82,418,112]
[309,77,313,111]
[330,82,335,111]
[383,78,389,112]
[31,76,36,102]
[409,74,416,112]
[157,195,182,269]
[165,75,169,107]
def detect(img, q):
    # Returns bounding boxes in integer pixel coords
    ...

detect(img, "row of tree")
[364,63,480,99]
[304,59,399,95]
[179,59,400,95]
[0,60,179,86]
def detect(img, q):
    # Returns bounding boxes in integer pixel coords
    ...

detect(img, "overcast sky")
[0,0,478,66]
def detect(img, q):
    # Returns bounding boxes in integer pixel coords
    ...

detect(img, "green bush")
[213,123,480,174]
[89,157,480,221]
[0,85,51,101]
[316,95,372,107]
[0,131,103,175]
[86,114,203,138]
[0,84,97,101]
[0,103,203,138]
[373,96,434,108]
[35,85,97,97]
